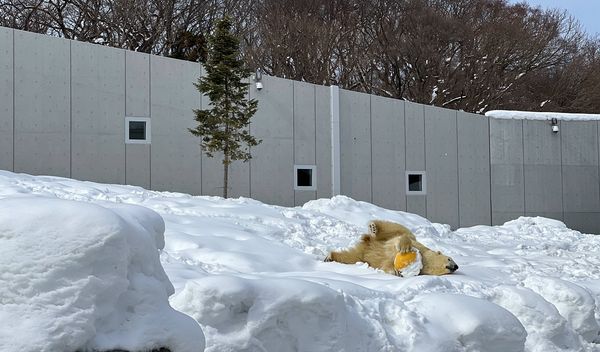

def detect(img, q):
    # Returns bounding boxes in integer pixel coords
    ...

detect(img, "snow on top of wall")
[485,110,600,121]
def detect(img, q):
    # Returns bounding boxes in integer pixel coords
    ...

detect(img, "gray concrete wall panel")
[457,112,491,227]
[250,76,294,205]
[339,89,372,202]
[126,144,150,188]
[71,41,125,184]
[523,120,562,165]
[562,166,599,212]
[490,119,524,225]
[124,51,151,188]
[404,101,426,217]
[523,165,562,215]
[560,122,599,230]
[371,95,405,210]
[563,213,600,235]
[150,56,202,195]
[405,101,426,169]
[13,30,70,177]
[125,51,150,117]
[424,106,459,228]
[523,120,562,215]
[0,27,13,171]
[315,85,331,199]
[293,81,317,205]
[490,119,524,164]
[561,121,598,166]
[491,164,525,216]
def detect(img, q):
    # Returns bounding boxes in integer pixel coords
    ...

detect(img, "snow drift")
[0,196,204,352]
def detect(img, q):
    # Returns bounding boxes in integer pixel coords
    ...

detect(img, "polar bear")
[325,220,458,276]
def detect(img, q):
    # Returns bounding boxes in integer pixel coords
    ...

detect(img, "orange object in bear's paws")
[394,251,417,270]
[393,249,422,277]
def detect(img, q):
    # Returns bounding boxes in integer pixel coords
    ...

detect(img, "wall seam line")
[559,121,564,221]
[292,82,296,206]
[455,111,460,228]
[247,74,252,198]
[313,84,317,200]
[12,29,15,172]
[199,64,203,196]
[521,120,525,215]
[404,102,407,211]
[124,51,127,182]
[69,40,72,178]
[369,95,373,203]
[488,117,493,225]
[423,105,427,218]
[148,54,152,189]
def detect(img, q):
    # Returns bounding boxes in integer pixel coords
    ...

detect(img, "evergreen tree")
[190,16,260,198]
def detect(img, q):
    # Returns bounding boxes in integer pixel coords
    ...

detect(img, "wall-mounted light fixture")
[551,117,559,133]
[254,68,263,90]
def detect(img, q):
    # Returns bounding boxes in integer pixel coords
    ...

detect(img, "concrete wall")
[2,26,600,234]
[490,119,600,233]
[71,41,125,184]
[0,27,13,171]
[150,55,202,195]
[561,121,600,233]
[14,30,70,177]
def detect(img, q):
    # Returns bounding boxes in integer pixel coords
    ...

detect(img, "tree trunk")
[223,152,229,199]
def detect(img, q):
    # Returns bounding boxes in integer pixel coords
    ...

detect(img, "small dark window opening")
[129,121,146,140]
[297,168,313,187]
[408,174,423,192]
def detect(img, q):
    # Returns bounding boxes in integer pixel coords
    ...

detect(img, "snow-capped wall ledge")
[485,110,600,121]
[0,197,205,352]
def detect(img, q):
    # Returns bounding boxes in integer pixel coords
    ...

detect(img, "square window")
[294,165,317,191]
[406,171,426,195]
[297,168,313,187]
[129,121,146,140]
[125,117,151,144]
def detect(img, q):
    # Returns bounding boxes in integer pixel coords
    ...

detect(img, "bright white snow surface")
[1,171,599,352]
[485,110,600,121]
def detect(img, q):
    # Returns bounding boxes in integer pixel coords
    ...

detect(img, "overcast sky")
[511,0,600,36]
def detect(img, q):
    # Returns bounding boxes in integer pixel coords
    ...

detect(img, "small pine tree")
[190,17,260,198]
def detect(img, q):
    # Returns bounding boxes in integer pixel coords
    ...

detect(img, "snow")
[486,110,600,121]
[0,194,204,352]
[0,170,599,351]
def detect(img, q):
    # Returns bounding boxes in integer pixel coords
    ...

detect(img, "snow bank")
[406,294,527,352]
[0,196,204,352]
[485,110,600,121]
[1,171,600,351]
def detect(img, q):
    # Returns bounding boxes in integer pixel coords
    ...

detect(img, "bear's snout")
[446,258,459,273]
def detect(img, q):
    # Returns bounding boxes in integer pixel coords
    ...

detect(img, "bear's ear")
[360,234,373,243]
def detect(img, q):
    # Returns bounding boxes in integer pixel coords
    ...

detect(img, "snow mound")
[171,276,387,352]
[524,276,600,343]
[407,294,527,352]
[485,110,600,121]
[0,197,204,352]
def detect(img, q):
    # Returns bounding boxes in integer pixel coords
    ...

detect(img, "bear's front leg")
[380,260,402,276]
[393,234,412,254]
[324,249,362,264]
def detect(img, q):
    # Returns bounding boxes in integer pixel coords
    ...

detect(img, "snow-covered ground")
[1,170,599,352]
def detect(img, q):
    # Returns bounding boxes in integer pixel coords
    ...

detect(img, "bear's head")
[419,249,458,275]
